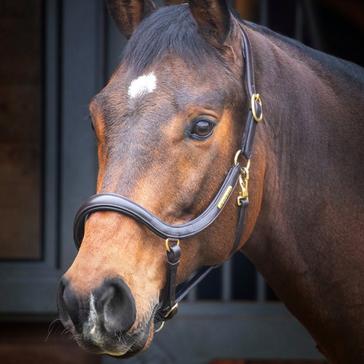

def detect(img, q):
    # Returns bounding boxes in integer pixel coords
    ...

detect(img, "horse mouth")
[67,315,154,358]
[70,326,150,358]
[58,282,160,358]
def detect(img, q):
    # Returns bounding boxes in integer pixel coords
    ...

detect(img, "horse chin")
[110,327,155,359]
[77,317,155,359]
[109,325,155,359]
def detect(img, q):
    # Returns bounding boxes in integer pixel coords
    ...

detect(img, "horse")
[57,0,364,362]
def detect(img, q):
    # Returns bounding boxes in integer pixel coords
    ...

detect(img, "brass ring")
[165,238,180,252]
[251,93,263,122]
[234,150,251,171]
[234,150,242,165]
[155,321,165,333]
[165,303,179,319]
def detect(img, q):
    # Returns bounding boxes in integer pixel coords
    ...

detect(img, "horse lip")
[102,331,149,358]
[115,314,155,358]
[104,348,130,357]
[76,335,133,356]
[83,317,153,358]
[114,335,149,358]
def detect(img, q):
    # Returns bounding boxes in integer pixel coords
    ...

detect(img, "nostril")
[97,278,136,334]
[57,277,80,329]
[57,278,69,322]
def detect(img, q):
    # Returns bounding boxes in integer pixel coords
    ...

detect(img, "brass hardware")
[234,150,242,166]
[234,151,251,206]
[165,238,180,252]
[217,185,233,209]
[155,321,165,333]
[165,303,178,319]
[155,302,179,333]
[251,93,263,122]
[244,158,251,171]
[237,159,251,206]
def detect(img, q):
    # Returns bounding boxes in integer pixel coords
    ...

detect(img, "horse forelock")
[122,5,233,74]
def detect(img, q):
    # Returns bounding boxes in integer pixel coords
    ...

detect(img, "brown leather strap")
[73,165,241,246]
[240,22,262,159]
[156,243,181,321]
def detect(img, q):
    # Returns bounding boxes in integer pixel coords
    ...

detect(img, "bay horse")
[58,0,364,362]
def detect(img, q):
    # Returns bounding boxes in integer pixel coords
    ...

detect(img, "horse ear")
[188,0,231,46]
[105,0,157,39]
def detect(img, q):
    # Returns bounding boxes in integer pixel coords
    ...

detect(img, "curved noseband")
[74,164,241,246]
[72,23,263,330]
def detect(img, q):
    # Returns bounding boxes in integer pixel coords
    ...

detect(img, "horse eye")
[189,119,216,140]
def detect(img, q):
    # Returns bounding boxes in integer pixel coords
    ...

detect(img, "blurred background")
[0,0,363,363]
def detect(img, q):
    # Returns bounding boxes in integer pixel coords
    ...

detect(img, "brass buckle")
[251,93,263,122]
[237,159,250,206]
[165,238,180,252]
[234,150,251,206]
[154,303,179,334]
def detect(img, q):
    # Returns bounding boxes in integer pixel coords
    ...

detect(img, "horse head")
[58,0,264,357]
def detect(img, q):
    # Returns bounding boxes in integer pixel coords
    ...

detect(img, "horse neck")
[242,24,364,362]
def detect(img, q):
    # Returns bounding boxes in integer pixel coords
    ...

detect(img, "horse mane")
[122,5,229,74]
[122,3,364,89]
[245,21,364,87]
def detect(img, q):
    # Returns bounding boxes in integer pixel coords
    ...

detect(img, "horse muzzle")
[57,276,151,357]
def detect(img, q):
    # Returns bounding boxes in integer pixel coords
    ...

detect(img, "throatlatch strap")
[175,265,215,302]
